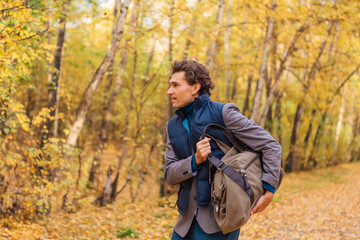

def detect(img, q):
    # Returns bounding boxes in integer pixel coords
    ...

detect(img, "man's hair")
[171,60,215,96]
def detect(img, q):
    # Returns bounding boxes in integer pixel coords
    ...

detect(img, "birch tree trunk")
[160,0,175,197]
[242,74,253,116]
[205,0,225,70]
[329,94,344,165]
[183,0,200,59]
[258,23,308,127]
[275,91,282,144]
[45,2,54,132]
[335,92,345,143]
[46,3,53,98]
[307,111,328,168]
[242,41,262,116]
[264,21,277,132]
[65,0,131,152]
[109,1,140,203]
[168,0,175,119]
[103,0,121,95]
[303,108,316,151]
[40,0,70,148]
[349,113,360,162]
[285,22,333,172]
[224,0,232,101]
[285,104,305,171]
[87,0,127,187]
[347,88,356,162]
[250,2,275,123]
[105,0,121,89]
[132,142,155,202]
[259,19,332,127]
[304,26,337,160]
[231,72,238,101]
[307,64,360,167]
[113,48,157,201]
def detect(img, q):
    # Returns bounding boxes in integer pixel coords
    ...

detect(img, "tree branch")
[0,2,42,12]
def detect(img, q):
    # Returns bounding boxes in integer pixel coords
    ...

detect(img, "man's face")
[167,71,200,109]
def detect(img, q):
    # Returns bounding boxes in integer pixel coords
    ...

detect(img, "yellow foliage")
[0,1,360,236]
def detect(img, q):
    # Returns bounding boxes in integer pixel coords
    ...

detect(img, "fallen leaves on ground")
[1,162,359,240]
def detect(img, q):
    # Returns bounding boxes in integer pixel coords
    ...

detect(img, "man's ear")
[192,83,201,95]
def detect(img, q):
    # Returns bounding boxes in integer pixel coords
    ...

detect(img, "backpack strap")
[201,123,261,159]
[202,123,246,152]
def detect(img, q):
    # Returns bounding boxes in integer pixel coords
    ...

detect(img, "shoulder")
[222,103,252,128]
[222,103,242,116]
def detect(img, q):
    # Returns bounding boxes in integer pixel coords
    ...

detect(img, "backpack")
[201,124,285,234]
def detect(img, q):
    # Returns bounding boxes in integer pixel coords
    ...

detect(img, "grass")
[115,227,139,238]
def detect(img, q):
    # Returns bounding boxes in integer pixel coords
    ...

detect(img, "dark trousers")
[171,218,240,240]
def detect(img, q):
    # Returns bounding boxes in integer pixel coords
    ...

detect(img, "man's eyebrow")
[169,80,181,84]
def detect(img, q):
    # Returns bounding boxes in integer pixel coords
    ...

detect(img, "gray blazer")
[164,103,282,237]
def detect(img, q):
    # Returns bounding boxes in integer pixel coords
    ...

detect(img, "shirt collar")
[183,101,194,114]
[174,93,210,120]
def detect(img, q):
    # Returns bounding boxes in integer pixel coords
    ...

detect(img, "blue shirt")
[181,101,201,173]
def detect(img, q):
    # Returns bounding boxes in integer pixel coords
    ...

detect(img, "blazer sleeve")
[164,122,197,185]
[222,103,282,189]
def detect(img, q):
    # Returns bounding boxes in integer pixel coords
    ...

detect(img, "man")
[164,60,281,239]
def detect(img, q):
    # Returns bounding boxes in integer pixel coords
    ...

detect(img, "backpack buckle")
[217,161,227,171]
[240,169,247,177]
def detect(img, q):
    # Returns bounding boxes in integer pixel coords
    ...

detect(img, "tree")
[40,0,71,148]
[65,0,132,152]
[205,0,225,71]
[250,2,275,123]
[224,0,233,101]
[87,0,125,187]
[285,21,334,172]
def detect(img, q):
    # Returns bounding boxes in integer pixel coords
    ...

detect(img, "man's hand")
[251,190,274,215]
[195,137,211,166]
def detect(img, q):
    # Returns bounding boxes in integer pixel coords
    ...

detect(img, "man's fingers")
[251,193,274,215]
[197,140,211,147]
[251,195,264,215]
[195,138,212,163]
[200,147,211,154]
[251,203,260,215]
[201,146,211,151]
[197,142,211,151]
[198,137,211,145]
[199,150,211,157]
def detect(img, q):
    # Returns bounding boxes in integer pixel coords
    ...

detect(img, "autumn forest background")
[1,0,360,239]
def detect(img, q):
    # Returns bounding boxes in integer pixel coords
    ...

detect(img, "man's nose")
[167,87,173,95]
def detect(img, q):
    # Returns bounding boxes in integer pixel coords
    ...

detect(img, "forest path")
[240,162,360,239]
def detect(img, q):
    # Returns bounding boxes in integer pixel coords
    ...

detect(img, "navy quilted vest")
[167,93,233,214]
